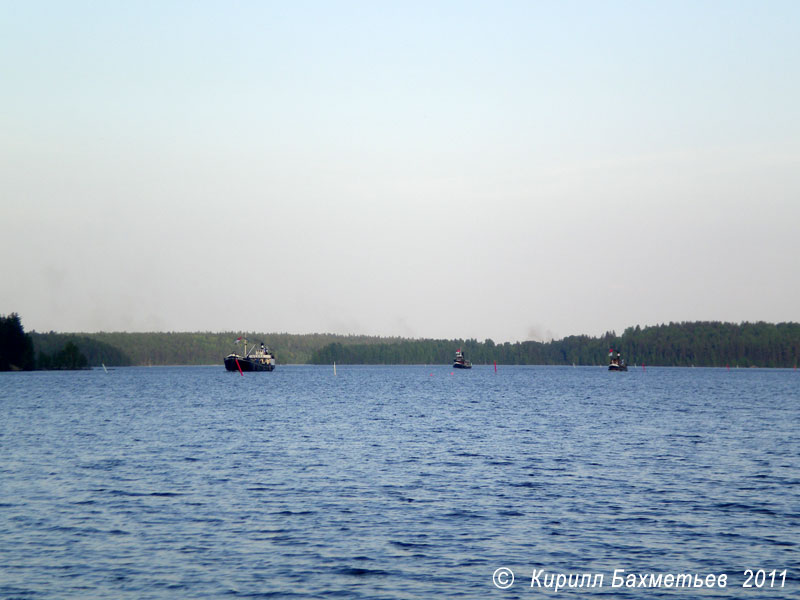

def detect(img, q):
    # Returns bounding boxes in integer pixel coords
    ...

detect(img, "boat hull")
[608,364,628,371]
[224,355,275,372]
[453,362,472,369]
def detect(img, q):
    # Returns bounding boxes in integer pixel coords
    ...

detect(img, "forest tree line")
[309,321,800,368]
[4,315,799,369]
[28,330,400,367]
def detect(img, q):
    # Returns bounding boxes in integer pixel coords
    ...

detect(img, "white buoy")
[334,361,337,376]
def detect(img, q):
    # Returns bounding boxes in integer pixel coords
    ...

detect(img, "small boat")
[453,349,472,369]
[608,348,627,371]
[224,337,276,372]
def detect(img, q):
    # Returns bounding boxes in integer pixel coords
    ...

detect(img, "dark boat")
[608,348,627,371]
[224,337,276,372]
[453,349,472,369]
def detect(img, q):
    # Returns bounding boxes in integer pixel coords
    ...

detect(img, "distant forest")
[310,321,800,367]
[21,321,800,368]
[28,331,398,367]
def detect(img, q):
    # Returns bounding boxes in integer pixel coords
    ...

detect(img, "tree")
[53,341,89,369]
[0,313,35,371]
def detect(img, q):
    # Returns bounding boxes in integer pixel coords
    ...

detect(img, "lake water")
[1,365,797,598]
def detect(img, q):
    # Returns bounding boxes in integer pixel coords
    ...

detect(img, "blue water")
[1,365,797,598]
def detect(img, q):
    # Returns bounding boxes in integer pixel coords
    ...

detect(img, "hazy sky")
[2,1,799,342]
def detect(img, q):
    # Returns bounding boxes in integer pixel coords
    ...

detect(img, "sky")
[2,1,799,343]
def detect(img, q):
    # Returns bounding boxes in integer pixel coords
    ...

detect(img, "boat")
[608,348,627,371]
[453,349,472,369]
[224,337,276,372]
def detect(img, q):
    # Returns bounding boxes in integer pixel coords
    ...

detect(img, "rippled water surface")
[1,365,798,598]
